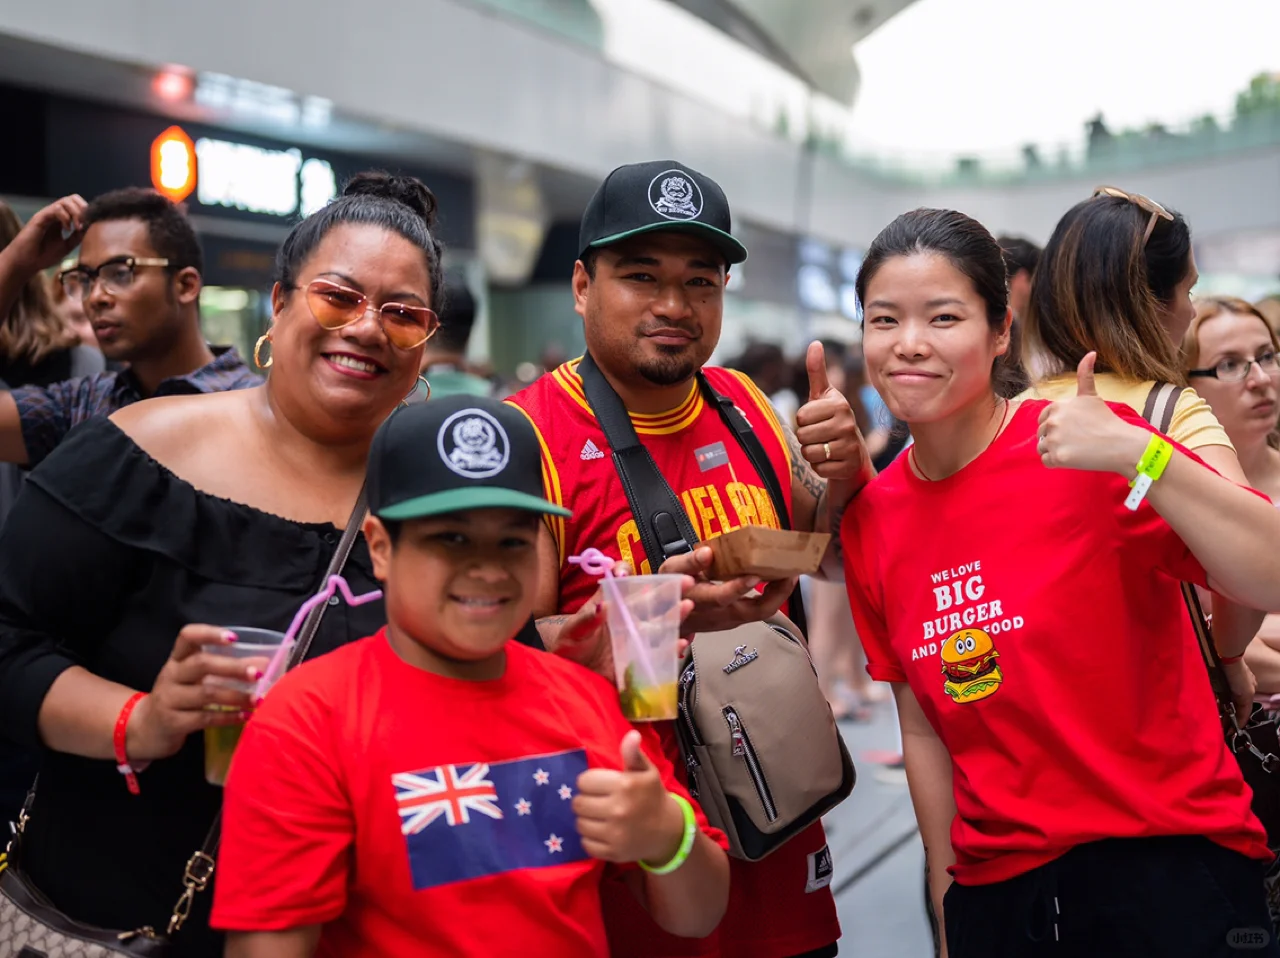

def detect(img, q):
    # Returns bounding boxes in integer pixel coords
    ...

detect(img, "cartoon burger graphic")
[941,628,1002,703]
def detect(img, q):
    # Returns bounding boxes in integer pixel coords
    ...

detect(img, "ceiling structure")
[667,0,920,103]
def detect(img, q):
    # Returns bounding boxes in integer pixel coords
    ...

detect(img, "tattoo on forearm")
[537,615,568,628]
[784,424,826,503]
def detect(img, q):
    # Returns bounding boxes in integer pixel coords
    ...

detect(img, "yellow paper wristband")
[640,793,697,875]
[1130,434,1173,488]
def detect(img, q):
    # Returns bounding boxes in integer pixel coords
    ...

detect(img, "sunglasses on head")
[1092,186,1174,245]
[299,279,439,351]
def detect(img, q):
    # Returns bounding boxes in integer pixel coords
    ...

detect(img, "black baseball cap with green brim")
[579,160,748,266]
[367,395,571,522]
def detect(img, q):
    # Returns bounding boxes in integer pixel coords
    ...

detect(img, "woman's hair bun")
[342,171,437,228]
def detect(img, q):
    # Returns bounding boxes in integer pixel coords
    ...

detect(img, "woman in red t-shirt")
[841,208,1280,958]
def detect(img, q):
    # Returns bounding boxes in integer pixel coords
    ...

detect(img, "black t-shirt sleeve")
[0,481,142,748]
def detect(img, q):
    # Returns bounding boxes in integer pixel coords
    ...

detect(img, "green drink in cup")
[569,550,683,722]
[600,574,684,722]
[201,627,285,786]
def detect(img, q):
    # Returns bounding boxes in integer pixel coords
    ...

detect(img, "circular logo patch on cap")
[438,409,510,479]
[648,170,703,221]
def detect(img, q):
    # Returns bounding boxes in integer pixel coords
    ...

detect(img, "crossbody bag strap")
[1180,579,1278,769]
[1180,579,1237,720]
[699,376,793,531]
[578,353,699,568]
[166,483,370,936]
[288,484,369,669]
[699,375,809,637]
[577,354,810,636]
[1142,381,1179,436]
[1141,383,1220,691]
[1140,384,1251,728]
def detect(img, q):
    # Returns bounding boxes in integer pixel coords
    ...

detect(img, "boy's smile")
[451,594,512,615]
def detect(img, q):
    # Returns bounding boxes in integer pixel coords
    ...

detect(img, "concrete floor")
[825,699,935,958]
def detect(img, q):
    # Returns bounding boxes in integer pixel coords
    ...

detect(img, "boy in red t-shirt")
[212,396,729,958]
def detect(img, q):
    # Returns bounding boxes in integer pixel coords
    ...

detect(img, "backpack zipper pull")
[726,709,747,757]
[684,752,700,797]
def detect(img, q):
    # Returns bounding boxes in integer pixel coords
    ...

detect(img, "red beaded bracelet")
[113,692,149,795]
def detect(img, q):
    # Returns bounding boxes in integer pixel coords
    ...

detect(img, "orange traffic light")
[150,126,196,203]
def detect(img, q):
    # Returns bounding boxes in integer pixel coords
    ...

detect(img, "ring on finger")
[822,442,832,462]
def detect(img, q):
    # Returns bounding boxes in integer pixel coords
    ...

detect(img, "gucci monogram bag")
[0,822,182,956]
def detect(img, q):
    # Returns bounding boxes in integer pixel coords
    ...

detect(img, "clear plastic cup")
[601,575,683,722]
[201,627,286,786]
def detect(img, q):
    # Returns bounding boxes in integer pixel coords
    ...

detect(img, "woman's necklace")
[911,399,1012,482]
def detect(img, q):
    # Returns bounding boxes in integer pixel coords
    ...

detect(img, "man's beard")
[636,345,700,386]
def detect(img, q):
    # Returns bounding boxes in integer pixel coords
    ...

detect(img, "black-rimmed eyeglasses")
[58,256,170,301]
[1187,350,1280,383]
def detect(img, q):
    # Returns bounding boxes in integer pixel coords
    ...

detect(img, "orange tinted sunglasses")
[302,279,439,350]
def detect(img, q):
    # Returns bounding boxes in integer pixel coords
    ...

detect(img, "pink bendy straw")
[255,575,383,698]
[568,548,659,687]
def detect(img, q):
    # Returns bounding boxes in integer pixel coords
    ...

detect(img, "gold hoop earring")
[253,333,273,370]
[399,375,431,408]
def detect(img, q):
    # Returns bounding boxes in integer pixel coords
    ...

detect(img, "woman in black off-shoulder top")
[0,172,449,958]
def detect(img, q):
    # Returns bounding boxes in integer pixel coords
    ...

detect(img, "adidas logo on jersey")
[580,439,605,461]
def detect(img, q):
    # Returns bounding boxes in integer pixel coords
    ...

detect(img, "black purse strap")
[1140,384,1233,697]
[288,485,369,669]
[166,483,370,935]
[577,354,808,637]
[1140,383,1279,769]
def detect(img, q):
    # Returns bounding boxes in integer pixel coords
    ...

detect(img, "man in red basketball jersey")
[507,161,872,958]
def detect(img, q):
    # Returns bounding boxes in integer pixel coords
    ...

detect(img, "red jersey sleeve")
[841,493,906,683]
[210,677,354,932]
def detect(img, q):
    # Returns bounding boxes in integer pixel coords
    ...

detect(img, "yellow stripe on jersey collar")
[554,358,706,436]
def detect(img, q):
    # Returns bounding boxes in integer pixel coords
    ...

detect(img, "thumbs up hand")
[807,341,834,402]
[795,341,871,482]
[574,729,686,865]
[1075,350,1098,398]
[1037,352,1150,473]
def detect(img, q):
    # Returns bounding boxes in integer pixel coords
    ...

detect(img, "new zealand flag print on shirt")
[393,748,591,890]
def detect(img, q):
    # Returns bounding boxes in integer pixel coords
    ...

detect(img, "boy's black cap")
[579,160,748,266]
[367,395,571,521]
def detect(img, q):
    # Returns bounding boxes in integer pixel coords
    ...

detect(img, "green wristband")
[1124,434,1175,511]
[639,793,697,876]
[1129,434,1173,487]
